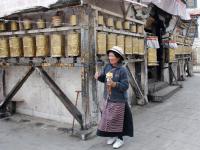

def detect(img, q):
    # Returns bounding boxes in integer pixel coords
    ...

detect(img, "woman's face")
[108,52,120,65]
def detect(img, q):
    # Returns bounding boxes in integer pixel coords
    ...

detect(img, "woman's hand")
[107,79,117,88]
[94,72,100,80]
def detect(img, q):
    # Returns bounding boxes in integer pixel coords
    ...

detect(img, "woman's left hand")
[107,79,117,88]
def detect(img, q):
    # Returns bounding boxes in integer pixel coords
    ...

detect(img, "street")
[1,74,200,150]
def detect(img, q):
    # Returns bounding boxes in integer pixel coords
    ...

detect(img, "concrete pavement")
[1,74,200,150]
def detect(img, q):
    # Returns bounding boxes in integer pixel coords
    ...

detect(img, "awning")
[141,0,191,20]
[0,0,81,18]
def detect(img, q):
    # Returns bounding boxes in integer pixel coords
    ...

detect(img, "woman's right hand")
[94,72,100,80]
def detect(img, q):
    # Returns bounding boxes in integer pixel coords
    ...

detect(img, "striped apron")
[98,99,125,133]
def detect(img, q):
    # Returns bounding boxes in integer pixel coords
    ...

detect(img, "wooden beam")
[0,69,5,105]
[0,26,81,36]
[36,66,83,129]
[0,67,35,108]
[90,5,145,24]
[125,64,147,105]
[124,0,148,8]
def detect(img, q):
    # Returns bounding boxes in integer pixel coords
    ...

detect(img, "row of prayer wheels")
[0,32,80,58]
[97,32,144,55]
[0,15,78,31]
[184,38,192,45]
[98,16,144,34]
[175,46,193,55]
[174,35,184,44]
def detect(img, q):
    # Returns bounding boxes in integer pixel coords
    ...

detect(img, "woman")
[94,46,133,149]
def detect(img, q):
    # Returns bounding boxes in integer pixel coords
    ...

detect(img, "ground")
[1,74,200,150]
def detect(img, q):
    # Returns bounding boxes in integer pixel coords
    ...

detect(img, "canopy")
[141,0,191,20]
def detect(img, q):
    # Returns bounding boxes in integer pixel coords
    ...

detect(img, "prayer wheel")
[117,35,125,51]
[132,37,139,54]
[52,16,62,27]
[125,36,132,54]
[98,16,104,26]
[23,19,32,30]
[70,15,78,26]
[0,22,6,31]
[50,34,64,57]
[67,32,80,56]
[107,34,116,50]
[9,36,22,57]
[37,19,46,29]
[169,48,175,62]
[36,34,49,57]
[131,24,137,33]
[137,25,144,34]
[11,21,18,31]
[124,21,130,30]
[97,32,107,55]
[106,18,114,27]
[138,38,144,55]
[175,45,181,55]
[0,38,9,58]
[116,20,122,29]
[148,48,158,66]
[23,36,36,57]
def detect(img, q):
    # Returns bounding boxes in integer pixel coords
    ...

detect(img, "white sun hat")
[107,46,125,60]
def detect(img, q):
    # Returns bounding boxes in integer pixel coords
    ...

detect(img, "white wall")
[6,66,82,124]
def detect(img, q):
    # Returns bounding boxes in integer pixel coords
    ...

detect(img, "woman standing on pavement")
[94,46,134,149]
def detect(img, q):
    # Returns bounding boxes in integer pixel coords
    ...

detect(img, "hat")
[107,46,125,60]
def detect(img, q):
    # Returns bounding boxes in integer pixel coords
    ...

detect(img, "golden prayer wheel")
[70,15,78,26]
[125,36,132,54]
[175,46,181,55]
[36,34,49,57]
[23,19,32,30]
[117,35,125,51]
[37,19,46,29]
[169,48,175,62]
[137,25,144,34]
[11,21,18,31]
[116,21,122,29]
[106,18,114,27]
[138,38,144,55]
[132,37,139,54]
[0,22,6,31]
[52,16,62,27]
[98,16,104,26]
[131,24,137,33]
[148,48,158,66]
[67,32,80,56]
[23,36,36,57]
[50,34,64,57]
[97,32,107,55]
[107,34,117,50]
[124,21,130,30]
[0,38,9,57]
[9,36,22,57]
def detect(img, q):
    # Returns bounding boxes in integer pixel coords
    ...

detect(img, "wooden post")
[80,9,90,128]
[80,6,98,128]
[141,37,148,104]
[0,69,5,105]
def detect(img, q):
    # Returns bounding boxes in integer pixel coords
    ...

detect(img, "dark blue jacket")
[98,63,129,102]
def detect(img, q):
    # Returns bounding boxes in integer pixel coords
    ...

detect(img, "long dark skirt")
[97,102,134,137]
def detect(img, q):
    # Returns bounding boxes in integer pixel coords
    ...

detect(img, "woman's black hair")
[108,51,123,64]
